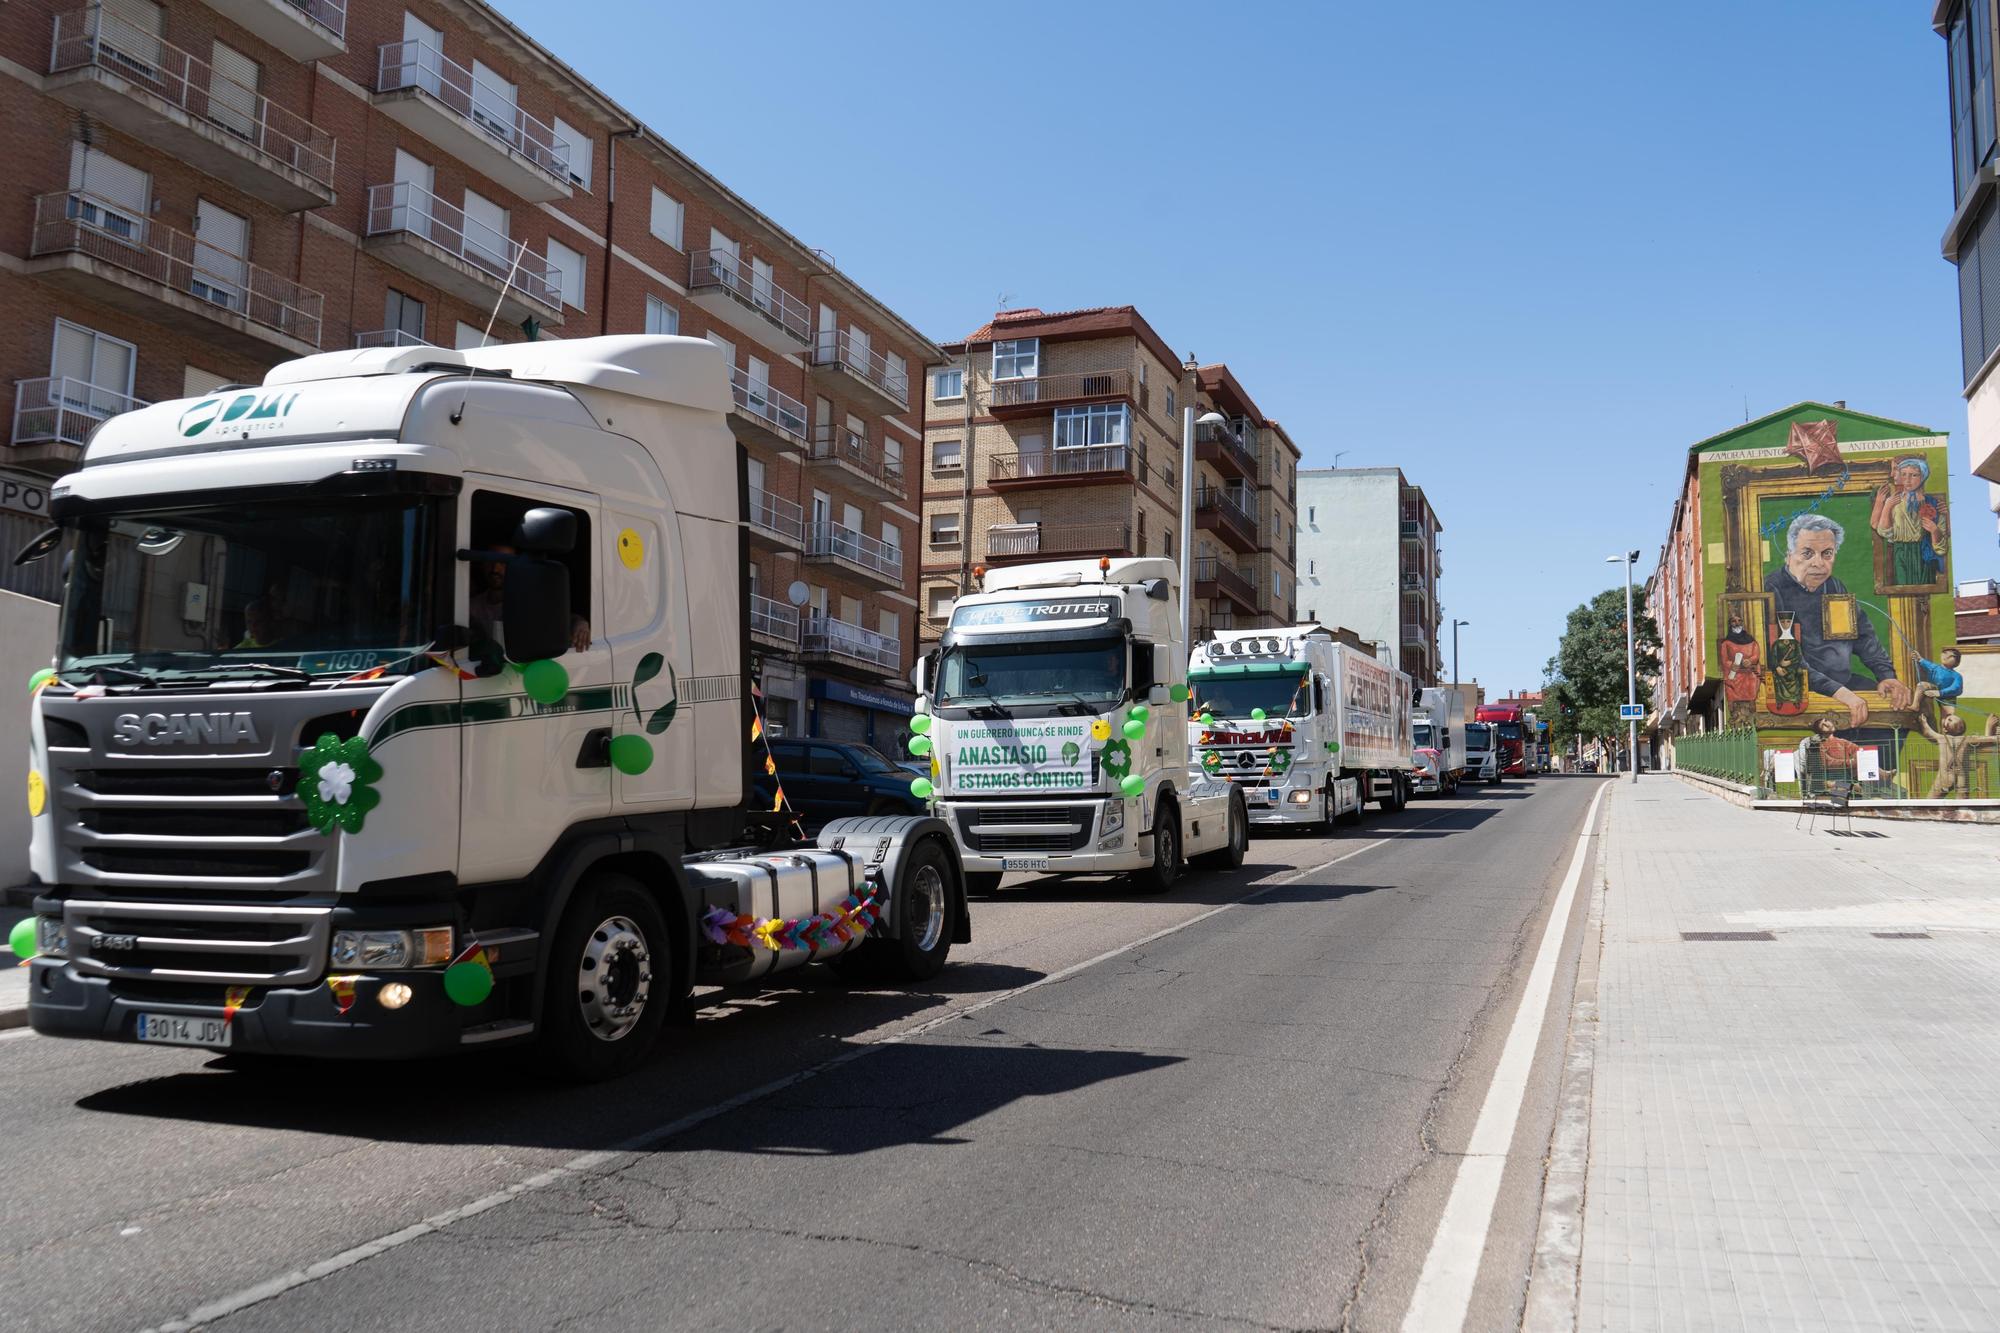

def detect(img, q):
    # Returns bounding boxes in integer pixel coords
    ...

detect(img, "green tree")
[1544,587,1661,757]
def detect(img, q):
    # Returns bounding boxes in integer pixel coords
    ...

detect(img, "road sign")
[1619,704,1644,721]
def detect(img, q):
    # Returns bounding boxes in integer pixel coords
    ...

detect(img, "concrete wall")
[1295,470,1399,658]
[1,589,58,890]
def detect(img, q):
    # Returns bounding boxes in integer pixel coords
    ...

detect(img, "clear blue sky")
[498,0,1991,693]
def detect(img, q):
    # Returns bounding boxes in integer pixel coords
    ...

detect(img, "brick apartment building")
[918,305,1299,642]
[0,0,936,744]
[1291,468,1444,685]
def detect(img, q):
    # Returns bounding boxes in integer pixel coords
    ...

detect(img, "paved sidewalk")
[1569,779,2000,1331]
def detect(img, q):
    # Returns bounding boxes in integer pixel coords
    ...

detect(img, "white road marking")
[142,805,1462,1332]
[1401,782,1610,1333]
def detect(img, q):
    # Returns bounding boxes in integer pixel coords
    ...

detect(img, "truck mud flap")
[818,815,970,945]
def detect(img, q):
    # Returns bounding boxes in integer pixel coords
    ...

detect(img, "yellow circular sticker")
[617,527,645,570]
[27,769,46,818]
[1089,718,1111,742]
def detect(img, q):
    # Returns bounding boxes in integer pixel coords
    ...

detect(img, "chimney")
[1833,400,1846,409]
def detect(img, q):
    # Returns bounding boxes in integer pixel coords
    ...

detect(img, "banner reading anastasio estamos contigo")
[945,720,1096,793]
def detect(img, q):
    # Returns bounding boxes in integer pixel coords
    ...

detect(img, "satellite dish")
[785,581,810,607]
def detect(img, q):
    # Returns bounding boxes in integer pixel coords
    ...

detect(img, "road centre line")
[145,807,1458,1332]
[1400,781,1610,1333]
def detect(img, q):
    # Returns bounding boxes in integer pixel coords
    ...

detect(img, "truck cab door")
[457,478,612,885]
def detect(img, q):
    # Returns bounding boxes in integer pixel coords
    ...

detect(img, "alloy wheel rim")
[910,863,946,953]
[577,914,652,1043]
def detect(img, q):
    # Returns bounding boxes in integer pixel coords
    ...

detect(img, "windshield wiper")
[59,665,157,687]
[182,663,315,684]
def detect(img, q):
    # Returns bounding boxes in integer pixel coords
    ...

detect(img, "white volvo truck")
[16,336,968,1079]
[1186,627,1414,830]
[916,557,1245,893]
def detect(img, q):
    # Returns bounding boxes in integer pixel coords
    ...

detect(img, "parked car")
[1580,758,1599,773]
[753,739,928,830]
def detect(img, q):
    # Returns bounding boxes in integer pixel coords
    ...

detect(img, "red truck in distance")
[1474,703,1528,776]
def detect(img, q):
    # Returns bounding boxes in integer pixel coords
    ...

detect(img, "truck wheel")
[1194,790,1246,869]
[536,871,670,1082]
[1317,783,1338,832]
[964,871,1004,898]
[1340,778,1364,825]
[870,837,958,983]
[1385,775,1409,812]
[1132,798,1181,893]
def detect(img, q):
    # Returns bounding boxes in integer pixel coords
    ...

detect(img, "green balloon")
[909,713,932,735]
[1199,712,1215,727]
[521,658,569,705]
[908,734,932,757]
[1120,773,1145,797]
[1251,708,1267,721]
[1169,683,1188,703]
[1122,718,1145,740]
[443,961,493,1006]
[608,734,653,775]
[28,668,56,695]
[1128,703,1149,723]
[8,917,35,961]
[910,777,934,799]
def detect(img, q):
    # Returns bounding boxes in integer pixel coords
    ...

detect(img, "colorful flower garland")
[702,883,885,954]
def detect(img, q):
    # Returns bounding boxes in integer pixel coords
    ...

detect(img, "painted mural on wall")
[1697,406,1996,799]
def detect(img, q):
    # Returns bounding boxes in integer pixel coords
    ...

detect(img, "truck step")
[459,1019,534,1045]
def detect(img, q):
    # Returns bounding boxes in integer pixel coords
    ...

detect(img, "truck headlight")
[1097,798,1126,849]
[36,915,68,959]
[330,926,454,970]
[1289,790,1313,805]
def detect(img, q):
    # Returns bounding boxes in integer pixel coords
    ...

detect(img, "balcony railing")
[730,367,809,448]
[985,521,1131,561]
[987,444,1134,484]
[750,593,799,645]
[988,369,1133,413]
[354,328,431,348]
[1193,556,1257,609]
[279,0,345,40]
[51,8,338,192]
[32,190,323,347]
[809,424,904,494]
[1195,416,1259,480]
[810,329,908,407]
[747,487,804,545]
[801,614,900,672]
[11,376,148,450]
[375,38,568,184]
[1194,484,1259,546]
[364,181,561,312]
[806,520,902,581]
[689,249,810,345]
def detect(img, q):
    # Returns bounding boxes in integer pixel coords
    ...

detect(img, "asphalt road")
[0,775,1605,1332]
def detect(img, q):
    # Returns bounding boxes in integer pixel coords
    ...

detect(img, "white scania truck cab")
[917,557,1245,893]
[1187,627,1415,831]
[18,336,967,1080]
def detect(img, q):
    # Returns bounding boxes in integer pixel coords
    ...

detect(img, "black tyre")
[1317,783,1337,832]
[869,837,958,983]
[536,871,671,1082]
[1194,789,1247,869]
[1489,770,1501,785]
[964,870,1004,898]
[1385,775,1409,812]
[1339,777,1364,825]
[1132,798,1181,893]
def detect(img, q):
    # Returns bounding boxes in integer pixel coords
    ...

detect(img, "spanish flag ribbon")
[450,939,491,971]
[223,985,252,1028]
[326,975,360,1016]
[750,714,763,743]
[428,653,479,681]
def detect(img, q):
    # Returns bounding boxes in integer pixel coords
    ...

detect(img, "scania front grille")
[65,900,331,985]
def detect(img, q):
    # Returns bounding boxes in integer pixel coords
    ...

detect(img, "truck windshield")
[1413,723,1435,748]
[58,495,440,685]
[1497,722,1523,742]
[1465,723,1493,749]
[1189,670,1308,721]
[936,636,1125,709]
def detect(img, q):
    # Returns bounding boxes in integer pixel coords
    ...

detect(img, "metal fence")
[1672,727,1760,785]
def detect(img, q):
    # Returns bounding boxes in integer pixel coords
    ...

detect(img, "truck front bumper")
[26,960,470,1060]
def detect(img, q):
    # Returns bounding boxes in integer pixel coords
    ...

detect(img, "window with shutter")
[67,146,150,243]
[209,42,260,141]
[192,201,249,310]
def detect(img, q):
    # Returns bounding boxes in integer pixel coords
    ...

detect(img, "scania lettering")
[1187,628,1415,829]
[918,558,1245,894]
[18,336,969,1080]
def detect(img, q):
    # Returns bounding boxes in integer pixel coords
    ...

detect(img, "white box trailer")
[1412,685,1469,795]
[1187,628,1413,830]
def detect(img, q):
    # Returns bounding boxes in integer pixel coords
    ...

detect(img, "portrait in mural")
[1869,456,1948,593]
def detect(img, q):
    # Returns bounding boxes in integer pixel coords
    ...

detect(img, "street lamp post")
[1452,618,1469,692]
[1606,551,1640,783]
[1180,406,1229,649]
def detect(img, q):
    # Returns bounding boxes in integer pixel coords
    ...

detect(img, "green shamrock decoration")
[298,734,382,835]
[1267,748,1293,775]
[1100,738,1132,780]
[1201,750,1223,774]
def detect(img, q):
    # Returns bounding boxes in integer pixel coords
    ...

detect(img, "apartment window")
[208,41,260,139]
[927,587,953,618]
[879,609,900,643]
[67,145,149,242]
[455,320,488,350]
[932,367,963,401]
[1309,558,1316,574]
[385,288,425,343]
[462,190,509,269]
[552,116,591,188]
[880,522,901,559]
[1165,386,1176,420]
[183,365,229,397]
[930,512,961,546]
[883,434,903,474]
[1273,570,1285,597]
[644,295,679,335]
[885,351,907,393]
[51,321,136,413]
[992,338,1038,380]
[469,60,517,142]
[933,439,963,471]
[547,237,586,310]
[1949,0,1998,203]
[1308,505,1315,524]
[706,330,736,368]
[1164,528,1174,558]
[649,188,683,249]
[192,200,249,310]
[1053,403,1128,449]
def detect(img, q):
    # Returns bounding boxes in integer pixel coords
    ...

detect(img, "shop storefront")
[808,677,915,750]
[0,472,61,603]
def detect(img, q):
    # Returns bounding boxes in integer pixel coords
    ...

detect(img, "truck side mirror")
[514,506,577,555]
[1147,684,1171,706]
[1151,644,1171,686]
[503,555,572,663]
